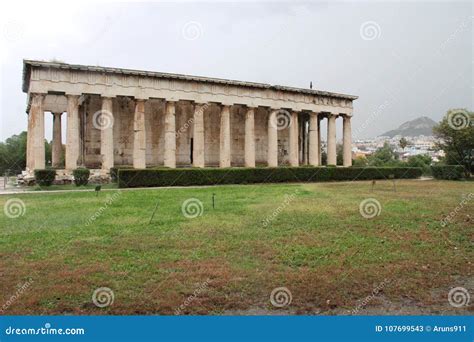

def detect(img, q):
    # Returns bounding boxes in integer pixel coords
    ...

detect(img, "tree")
[407,154,432,175]
[367,142,399,166]
[0,132,27,175]
[336,143,343,165]
[433,109,474,176]
[399,137,408,150]
[353,156,368,167]
[0,131,52,175]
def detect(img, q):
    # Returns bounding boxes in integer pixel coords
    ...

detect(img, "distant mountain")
[379,116,437,137]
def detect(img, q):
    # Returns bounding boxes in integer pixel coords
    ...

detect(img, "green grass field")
[0,180,472,315]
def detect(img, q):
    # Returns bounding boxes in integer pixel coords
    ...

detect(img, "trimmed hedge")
[34,169,56,186]
[118,166,422,188]
[73,168,91,186]
[110,166,132,183]
[431,165,465,180]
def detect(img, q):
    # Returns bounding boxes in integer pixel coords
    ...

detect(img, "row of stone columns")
[26,93,352,171]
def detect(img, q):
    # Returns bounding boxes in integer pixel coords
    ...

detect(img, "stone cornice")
[23,60,357,115]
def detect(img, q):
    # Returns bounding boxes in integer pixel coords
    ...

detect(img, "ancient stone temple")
[22,60,357,176]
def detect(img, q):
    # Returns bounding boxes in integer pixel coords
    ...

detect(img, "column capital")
[30,93,45,104]
[66,94,80,100]
[134,94,149,100]
[30,92,46,97]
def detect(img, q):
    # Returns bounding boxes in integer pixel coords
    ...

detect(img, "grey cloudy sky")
[0,0,472,141]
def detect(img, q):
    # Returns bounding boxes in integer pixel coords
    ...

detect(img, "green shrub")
[110,166,132,183]
[431,165,465,180]
[118,166,422,188]
[73,168,91,186]
[34,169,56,186]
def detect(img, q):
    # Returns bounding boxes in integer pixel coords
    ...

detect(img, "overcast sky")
[0,0,472,141]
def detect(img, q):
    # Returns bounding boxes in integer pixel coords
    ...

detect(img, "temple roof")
[22,59,358,100]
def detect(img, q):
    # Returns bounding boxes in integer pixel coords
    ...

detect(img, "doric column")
[343,115,352,167]
[100,97,114,170]
[26,93,45,171]
[289,111,299,166]
[219,105,231,168]
[309,113,320,166]
[164,101,176,168]
[133,99,146,169]
[66,95,80,170]
[318,116,322,165]
[244,107,256,167]
[193,103,205,168]
[267,109,278,167]
[327,114,337,165]
[52,112,62,168]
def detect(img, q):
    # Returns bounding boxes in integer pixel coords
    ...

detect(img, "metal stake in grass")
[149,200,159,224]
[95,185,101,196]
[389,174,396,192]
[212,193,216,209]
